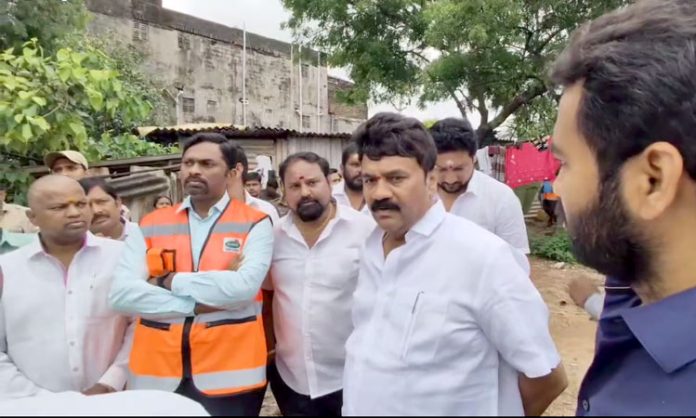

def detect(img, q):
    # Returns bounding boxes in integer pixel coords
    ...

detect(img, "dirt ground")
[259,256,603,417]
[531,257,604,416]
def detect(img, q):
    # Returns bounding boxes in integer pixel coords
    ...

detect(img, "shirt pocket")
[315,249,360,290]
[86,274,114,318]
[397,291,449,364]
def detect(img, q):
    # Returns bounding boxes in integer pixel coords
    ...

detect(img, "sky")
[161,0,469,123]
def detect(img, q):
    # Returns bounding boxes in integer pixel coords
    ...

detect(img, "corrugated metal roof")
[141,124,352,145]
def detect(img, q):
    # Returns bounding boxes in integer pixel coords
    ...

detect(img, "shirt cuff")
[98,367,128,391]
[584,292,604,321]
[520,351,562,379]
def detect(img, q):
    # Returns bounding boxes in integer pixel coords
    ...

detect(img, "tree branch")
[488,81,547,130]
[533,27,564,55]
[474,93,489,125]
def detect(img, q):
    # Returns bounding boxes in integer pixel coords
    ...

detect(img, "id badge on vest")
[223,237,243,253]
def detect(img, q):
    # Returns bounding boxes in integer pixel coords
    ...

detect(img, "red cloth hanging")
[504,140,561,188]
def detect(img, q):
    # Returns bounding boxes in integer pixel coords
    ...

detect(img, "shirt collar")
[406,200,447,239]
[177,192,230,217]
[332,182,347,197]
[464,170,483,197]
[622,286,696,373]
[0,230,35,248]
[27,232,100,259]
[245,190,260,207]
[281,201,349,235]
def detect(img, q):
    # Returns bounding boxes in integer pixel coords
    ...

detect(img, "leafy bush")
[530,230,576,263]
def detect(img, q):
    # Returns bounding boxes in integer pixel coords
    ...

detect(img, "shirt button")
[72,367,79,373]
[70,341,76,347]
[582,399,590,412]
[67,290,73,295]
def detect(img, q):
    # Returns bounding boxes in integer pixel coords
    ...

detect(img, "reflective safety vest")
[128,199,269,396]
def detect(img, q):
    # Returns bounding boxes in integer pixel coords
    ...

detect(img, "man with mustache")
[332,143,369,214]
[109,133,274,416]
[549,0,696,414]
[263,152,374,416]
[79,178,139,241]
[0,175,132,399]
[429,118,530,256]
[342,113,566,416]
[45,150,131,221]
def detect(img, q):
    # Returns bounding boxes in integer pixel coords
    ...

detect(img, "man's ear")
[622,141,683,221]
[426,170,438,200]
[27,209,38,228]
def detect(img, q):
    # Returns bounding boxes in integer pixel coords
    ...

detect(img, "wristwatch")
[156,273,169,289]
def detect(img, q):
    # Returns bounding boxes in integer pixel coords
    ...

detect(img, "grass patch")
[529,229,576,263]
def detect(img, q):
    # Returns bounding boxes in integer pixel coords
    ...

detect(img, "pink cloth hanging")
[504,140,561,188]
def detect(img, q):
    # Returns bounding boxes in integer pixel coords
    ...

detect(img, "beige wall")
[88,11,365,134]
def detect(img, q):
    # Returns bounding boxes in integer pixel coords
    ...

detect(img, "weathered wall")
[85,0,365,133]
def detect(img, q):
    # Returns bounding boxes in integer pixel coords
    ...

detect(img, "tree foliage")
[283,0,628,142]
[0,1,176,201]
[0,0,88,54]
[0,39,172,159]
[0,40,176,201]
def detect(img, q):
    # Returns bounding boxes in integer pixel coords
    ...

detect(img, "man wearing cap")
[45,151,131,221]
[0,183,36,234]
[44,151,89,181]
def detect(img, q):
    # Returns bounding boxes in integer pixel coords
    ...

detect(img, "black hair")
[550,0,696,179]
[182,132,246,172]
[153,195,172,208]
[429,118,477,157]
[266,177,279,190]
[352,112,437,172]
[279,152,330,183]
[244,171,261,183]
[78,177,119,201]
[329,168,339,175]
[341,142,359,167]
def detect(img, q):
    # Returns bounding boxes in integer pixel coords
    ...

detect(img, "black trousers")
[543,199,558,225]
[268,362,343,416]
[175,378,265,417]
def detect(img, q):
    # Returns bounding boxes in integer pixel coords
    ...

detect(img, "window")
[207,100,217,114]
[183,97,195,114]
[178,33,190,50]
[302,115,311,129]
[132,21,148,42]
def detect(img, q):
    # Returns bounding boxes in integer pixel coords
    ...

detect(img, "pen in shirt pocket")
[412,291,424,314]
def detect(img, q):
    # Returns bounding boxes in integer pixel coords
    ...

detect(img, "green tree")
[0,0,88,54]
[283,0,628,142]
[0,39,175,202]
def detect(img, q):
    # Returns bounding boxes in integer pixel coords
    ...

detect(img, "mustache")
[371,199,400,212]
[298,197,320,206]
[185,176,207,185]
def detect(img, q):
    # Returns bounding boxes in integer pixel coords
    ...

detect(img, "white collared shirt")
[343,202,560,416]
[332,183,371,216]
[246,191,280,225]
[0,391,209,416]
[447,170,530,254]
[267,205,374,398]
[0,233,133,399]
[120,221,140,241]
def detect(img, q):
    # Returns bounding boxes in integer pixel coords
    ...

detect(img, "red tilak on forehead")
[299,175,305,181]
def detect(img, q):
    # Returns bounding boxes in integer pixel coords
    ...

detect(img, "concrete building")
[85,0,367,132]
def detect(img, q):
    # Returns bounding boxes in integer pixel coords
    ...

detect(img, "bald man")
[0,175,133,400]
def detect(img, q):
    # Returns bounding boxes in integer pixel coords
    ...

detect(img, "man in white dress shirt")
[332,143,369,214]
[265,152,374,416]
[0,175,132,400]
[429,118,530,255]
[226,144,280,226]
[342,113,567,416]
[78,177,139,241]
